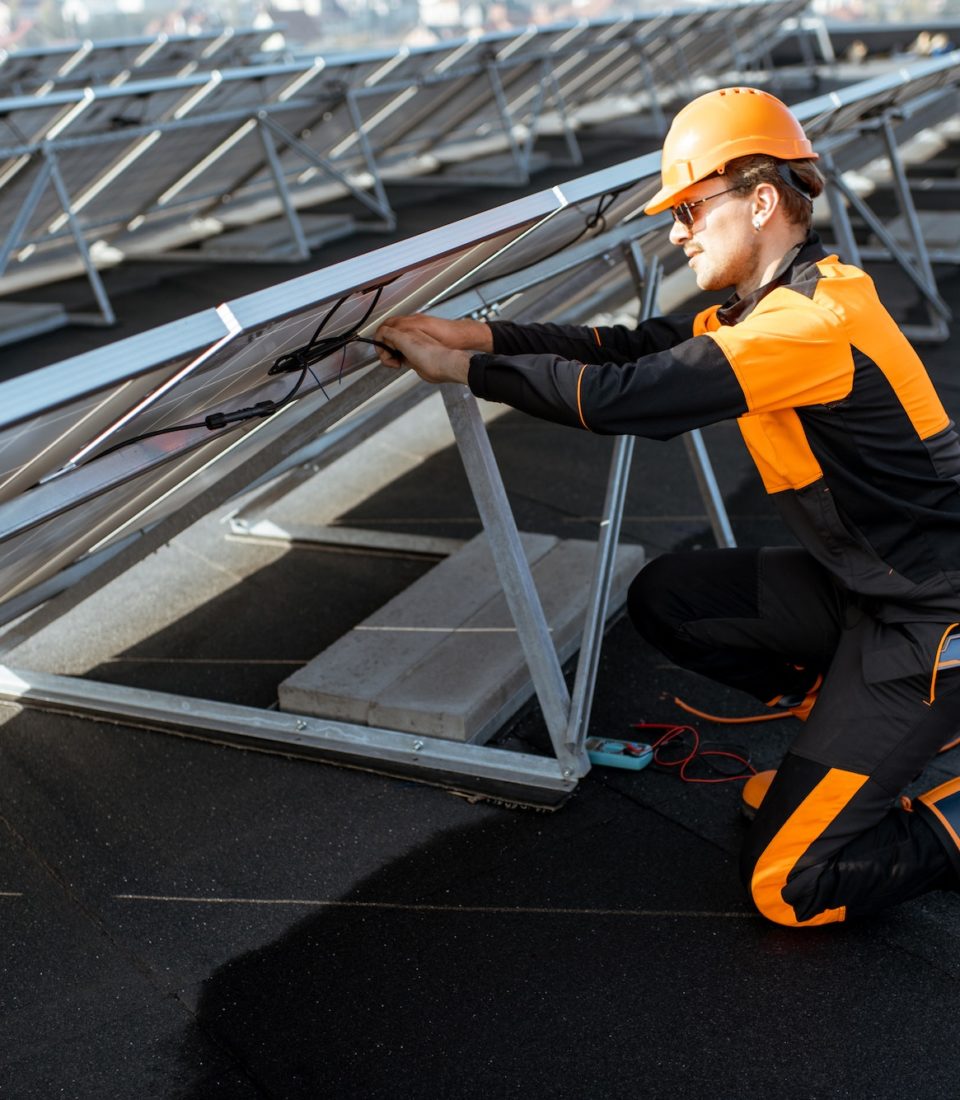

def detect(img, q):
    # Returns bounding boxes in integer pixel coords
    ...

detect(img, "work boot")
[741,769,776,821]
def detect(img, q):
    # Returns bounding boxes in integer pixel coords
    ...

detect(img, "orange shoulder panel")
[705,286,854,414]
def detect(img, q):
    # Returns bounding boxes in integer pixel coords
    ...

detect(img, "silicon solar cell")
[0,309,231,505]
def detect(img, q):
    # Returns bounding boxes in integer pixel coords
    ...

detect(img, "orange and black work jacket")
[469,233,960,635]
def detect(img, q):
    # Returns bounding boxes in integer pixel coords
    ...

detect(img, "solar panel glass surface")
[0,187,571,616]
[0,44,85,95]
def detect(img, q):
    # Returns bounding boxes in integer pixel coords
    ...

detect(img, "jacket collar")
[715,231,828,326]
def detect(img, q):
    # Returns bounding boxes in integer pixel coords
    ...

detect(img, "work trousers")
[628,547,959,927]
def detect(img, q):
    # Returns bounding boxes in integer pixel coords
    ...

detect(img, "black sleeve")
[489,313,699,365]
[468,336,749,441]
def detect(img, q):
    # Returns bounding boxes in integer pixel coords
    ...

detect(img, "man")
[374,86,960,928]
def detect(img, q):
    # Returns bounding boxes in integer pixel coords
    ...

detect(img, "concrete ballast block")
[278,531,645,743]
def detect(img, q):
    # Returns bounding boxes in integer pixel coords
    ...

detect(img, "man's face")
[667,177,759,294]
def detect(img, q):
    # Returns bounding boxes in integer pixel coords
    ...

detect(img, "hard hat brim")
[644,184,681,216]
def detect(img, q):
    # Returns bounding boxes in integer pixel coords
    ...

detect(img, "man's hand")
[375,314,493,353]
[376,324,472,385]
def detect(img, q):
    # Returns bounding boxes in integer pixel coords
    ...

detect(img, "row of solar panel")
[0,0,807,323]
[0,26,277,96]
[0,49,956,634]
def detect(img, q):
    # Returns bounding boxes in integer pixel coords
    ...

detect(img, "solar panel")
[43,38,175,90]
[413,22,598,159]
[65,65,340,235]
[0,27,279,96]
[124,40,506,232]
[0,43,86,96]
[0,74,238,279]
[798,53,960,139]
[123,54,412,235]
[0,61,398,284]
[141,27,281,77]
[0,308,231,507]
[0,185,571,619]
[425,0,801,161]
[314,21,649,178]
[547,16,656,118]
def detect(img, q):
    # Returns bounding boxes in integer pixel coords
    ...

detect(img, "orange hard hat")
[644,87,817,215]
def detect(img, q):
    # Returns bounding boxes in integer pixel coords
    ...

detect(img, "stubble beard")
[695,236,764,295]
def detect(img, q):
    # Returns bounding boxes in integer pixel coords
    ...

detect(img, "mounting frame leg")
[442,383,586,779]
[45,148,116,327]
[259,112,396,231]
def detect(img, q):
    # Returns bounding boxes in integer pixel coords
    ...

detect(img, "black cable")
[83,285,395,466]
[269,293,351,375]
[435,188,629,306]
[268,286,395,377]
[339,285,384,383]
[90,365,311,461]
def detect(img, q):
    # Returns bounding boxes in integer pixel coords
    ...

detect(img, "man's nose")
[669,217,690,246]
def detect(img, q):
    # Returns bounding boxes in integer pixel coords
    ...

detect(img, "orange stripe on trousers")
[750,767,868,927]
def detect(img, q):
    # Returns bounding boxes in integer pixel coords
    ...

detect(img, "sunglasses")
[671,186,743,228]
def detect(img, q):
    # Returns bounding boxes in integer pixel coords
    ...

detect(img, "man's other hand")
[375,314,493,353]
[376,325,472,385]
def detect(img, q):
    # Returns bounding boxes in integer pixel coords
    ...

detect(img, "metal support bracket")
[486,61,534,186]
[441,382,586,778]
[0,147,116,328]
[256,116,311,261]
[258,111,396,235]
[544,60,584,169]
[0,665,575,805]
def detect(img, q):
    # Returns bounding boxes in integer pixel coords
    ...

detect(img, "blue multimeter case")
[586,737,653,771]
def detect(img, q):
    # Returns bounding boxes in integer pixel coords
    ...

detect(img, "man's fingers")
[374,324,469,384]
[375,325,408,368]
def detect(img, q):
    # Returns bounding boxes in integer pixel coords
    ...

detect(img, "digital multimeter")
[585,737,653,770]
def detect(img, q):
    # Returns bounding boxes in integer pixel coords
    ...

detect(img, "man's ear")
[752,182,780,223]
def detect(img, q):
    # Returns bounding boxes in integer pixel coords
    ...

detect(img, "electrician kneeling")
[376,87,960,927]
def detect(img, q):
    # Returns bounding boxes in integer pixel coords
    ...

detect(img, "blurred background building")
[2,0,958,54]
